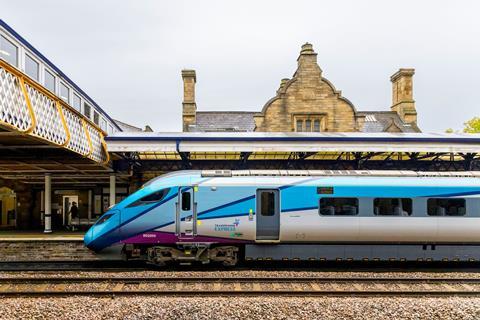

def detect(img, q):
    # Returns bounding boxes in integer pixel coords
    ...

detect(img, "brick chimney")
[390,68,417,124]
[182,69,196,131]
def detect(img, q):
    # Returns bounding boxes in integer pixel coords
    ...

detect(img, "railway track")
[1,276,480,297]
[2,260,480,272]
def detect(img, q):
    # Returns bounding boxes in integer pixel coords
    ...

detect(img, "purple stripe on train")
[122,231,252,244]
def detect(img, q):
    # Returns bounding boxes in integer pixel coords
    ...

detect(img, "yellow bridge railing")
[0,59,110,164]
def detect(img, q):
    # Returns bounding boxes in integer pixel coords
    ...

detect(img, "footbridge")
[0,20,126,232]
[0,60,109,164]
[0,19,122,186]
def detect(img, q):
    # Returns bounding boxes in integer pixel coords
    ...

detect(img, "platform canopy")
[105,132,480,172]
[106,132,480,154]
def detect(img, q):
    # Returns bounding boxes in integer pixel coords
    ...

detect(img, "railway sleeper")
[144,245,239,266]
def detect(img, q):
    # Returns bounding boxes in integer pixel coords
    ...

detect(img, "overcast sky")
[2,0,479,132]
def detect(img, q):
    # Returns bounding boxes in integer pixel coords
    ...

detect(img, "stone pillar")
[391,68,417,124]
[182,69,197,131]
[88,190,92,221]
[44,174,52,233]
[109,174,116,207]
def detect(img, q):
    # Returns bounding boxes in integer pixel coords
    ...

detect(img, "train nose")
[84,228,94,247]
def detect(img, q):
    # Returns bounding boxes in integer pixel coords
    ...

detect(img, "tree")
[446,117,480,133]
[463,117,480,133]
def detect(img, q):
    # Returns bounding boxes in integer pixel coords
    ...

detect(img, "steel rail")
[1,290,480,297]
[1,276,480,283]
[1,276,480,297]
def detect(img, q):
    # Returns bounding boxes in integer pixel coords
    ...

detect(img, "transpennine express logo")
[215,218,240,232]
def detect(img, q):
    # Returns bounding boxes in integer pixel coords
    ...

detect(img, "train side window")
[427,198,466,216]
[319,198,358,216]
[181,191,191,211]
[126,188,170,207]
[260,191,276,216]
[374,198,412,216]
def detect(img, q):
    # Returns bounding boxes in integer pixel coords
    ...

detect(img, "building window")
[72,93,81,111]
[44,69,56,93]
[374,198,412,216]
[427,198,466,216]
[296,120,303,132]
[319,198,358,216]
[305,120,311,132]
[294,115,324,132]
[25,54,39,81]
[60,82,69,103]
[0,35,18,66]
[93,111,99,125]
[83,103,91,118]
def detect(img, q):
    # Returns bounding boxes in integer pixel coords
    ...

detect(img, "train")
[84,169,480,266]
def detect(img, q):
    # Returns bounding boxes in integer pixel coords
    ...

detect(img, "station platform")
[0,231,84,242]
[0,231,106,262]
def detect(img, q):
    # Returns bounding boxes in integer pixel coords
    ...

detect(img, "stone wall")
[0,240,101,262]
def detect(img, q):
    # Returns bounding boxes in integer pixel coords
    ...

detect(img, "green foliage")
[463,117,480,133]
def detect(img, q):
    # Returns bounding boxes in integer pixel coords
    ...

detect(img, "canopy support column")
[109,174,116,207]
[44,174,52,233]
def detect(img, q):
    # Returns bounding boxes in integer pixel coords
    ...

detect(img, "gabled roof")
[114,119,143,132]
[193,111,256,132]
[358,111,421,133]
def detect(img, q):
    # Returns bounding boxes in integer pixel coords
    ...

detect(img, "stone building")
[182,43,420,133]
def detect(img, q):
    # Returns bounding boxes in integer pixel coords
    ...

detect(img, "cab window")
[127,188,170,207]
[96,213,113,225]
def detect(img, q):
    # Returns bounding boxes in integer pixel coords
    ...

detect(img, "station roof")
[106,132,480,155]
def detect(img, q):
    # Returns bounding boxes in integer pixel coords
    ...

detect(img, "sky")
[2,0,479,132]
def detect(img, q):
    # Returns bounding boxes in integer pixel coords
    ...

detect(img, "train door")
[256,189,280,240]
[176,186,197,239]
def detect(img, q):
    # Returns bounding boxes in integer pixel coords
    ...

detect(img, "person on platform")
[68,202,79,231]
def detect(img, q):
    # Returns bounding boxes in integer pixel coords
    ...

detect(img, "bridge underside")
[0,128,130,185]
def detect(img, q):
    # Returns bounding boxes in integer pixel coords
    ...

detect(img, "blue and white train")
[84,170,480,266]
